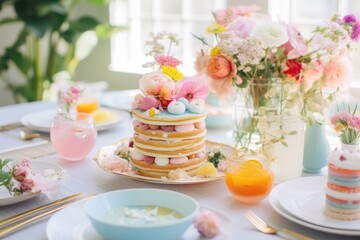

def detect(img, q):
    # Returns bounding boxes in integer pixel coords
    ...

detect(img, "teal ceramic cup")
[84,188,199,240]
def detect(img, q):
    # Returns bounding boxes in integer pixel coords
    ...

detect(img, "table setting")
[1,4,360,240]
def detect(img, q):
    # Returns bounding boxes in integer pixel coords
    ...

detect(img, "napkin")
[0,129,48,154]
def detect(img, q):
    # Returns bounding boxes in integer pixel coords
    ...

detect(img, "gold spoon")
[19,130,41,141]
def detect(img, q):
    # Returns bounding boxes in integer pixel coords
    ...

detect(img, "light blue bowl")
[84,188,199,240]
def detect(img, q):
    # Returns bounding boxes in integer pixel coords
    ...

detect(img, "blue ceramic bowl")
[84,188,199,240]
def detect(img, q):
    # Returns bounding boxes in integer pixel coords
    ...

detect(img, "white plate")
[21,109,127,133]
[0,160,64,206]
[269,183,360,236]
[95,140,233,185]
[100,90,141,111]
[46,200,233,240]
[277,176,360,231]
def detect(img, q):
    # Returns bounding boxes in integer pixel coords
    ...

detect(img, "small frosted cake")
[325,147,360,220]
[130,72,210,178]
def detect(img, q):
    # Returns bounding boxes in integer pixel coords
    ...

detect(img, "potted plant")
[0,0,123,102]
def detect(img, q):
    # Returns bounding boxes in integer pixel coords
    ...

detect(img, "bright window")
[110,0,360,84]
[109,0,227,76]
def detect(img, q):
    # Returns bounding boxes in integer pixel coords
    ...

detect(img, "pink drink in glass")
[51,112,97,161]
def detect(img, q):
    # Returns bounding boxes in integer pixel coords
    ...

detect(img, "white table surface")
[0,101,358,240]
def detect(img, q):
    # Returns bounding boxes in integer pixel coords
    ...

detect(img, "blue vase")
[303,123,330,173]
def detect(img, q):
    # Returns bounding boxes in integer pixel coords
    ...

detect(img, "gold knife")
[0,194,94,238]
[0,193,83,228]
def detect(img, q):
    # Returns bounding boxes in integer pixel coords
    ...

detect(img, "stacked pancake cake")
[130,71,209,178]
[325,147,360,220]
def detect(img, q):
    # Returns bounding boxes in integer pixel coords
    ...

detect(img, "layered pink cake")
[325,147,360,220]
[130,72,210,178]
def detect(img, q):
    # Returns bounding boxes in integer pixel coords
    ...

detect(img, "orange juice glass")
[76,98,99,113]
[225,156,274,204]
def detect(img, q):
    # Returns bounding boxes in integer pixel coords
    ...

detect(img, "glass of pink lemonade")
[50,112,97,161]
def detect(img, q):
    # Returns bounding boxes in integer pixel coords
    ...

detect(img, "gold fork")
[244,211,314,240]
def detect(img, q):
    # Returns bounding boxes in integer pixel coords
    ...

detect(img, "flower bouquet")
[0,158,65,197]
[331,105,360,147]
[194,4,359,182]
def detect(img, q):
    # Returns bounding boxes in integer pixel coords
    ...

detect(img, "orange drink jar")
[225,155,274,204]
[76,97,99,113]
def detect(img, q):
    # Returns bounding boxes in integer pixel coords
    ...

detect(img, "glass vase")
[233,78,304,183]
[303,123,330,173]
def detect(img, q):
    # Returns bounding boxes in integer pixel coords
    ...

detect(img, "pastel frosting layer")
[328,148,360,170]
[132,108,206,125]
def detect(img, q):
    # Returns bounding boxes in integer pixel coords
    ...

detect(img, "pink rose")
[139,71,175,96]
[12,159,31,182]
[20,178,35,192]
[227,16,256,38]
[206,54,237,97]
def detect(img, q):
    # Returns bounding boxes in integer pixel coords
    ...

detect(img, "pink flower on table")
[20,178,35,192]
[331,111,352,125]
[175,76,209,101]
[227,16,256,38]
[216,5,260,26]
[12,159,31,182]
[206,54,237,97]
[322,56,351,92]
[155,55,182,67]
[282,24,308,59]
[193,209,221,238]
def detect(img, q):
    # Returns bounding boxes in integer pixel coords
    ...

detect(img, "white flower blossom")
[250,22,288,48]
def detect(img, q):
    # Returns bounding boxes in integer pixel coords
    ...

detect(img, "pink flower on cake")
[139,71,175,96]
[155,55,182,67]
[193,209,221,238]
[138,95,160,111]
[176,76,209,101]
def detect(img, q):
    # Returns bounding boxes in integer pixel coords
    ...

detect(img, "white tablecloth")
[0,101,358,240]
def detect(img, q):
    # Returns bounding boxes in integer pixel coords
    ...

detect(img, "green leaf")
[88,0,109,5]
[95,23,126,39]
[69,16,100,32]
[61,29,76,43]
[0,158,11,169]
[6,48,31,75]
[0,17,20,26]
